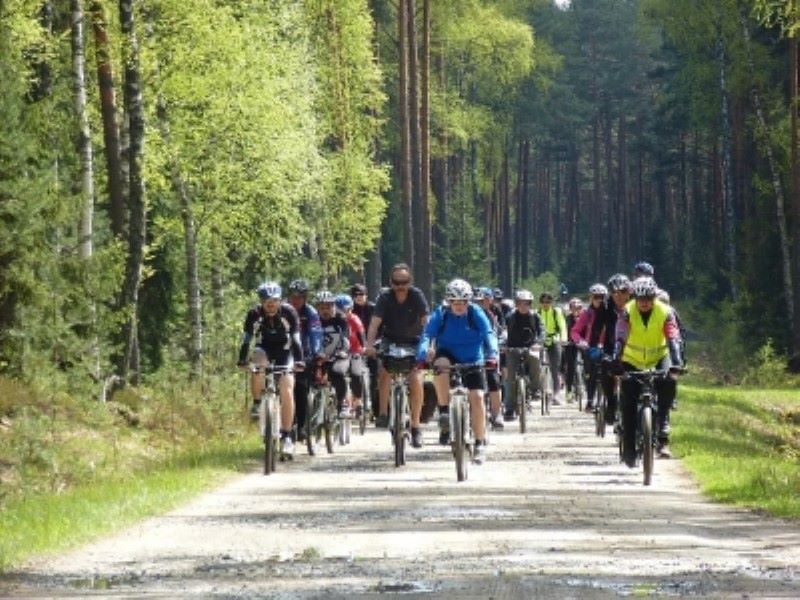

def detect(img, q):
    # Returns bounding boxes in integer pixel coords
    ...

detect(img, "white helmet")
[445,278,473,301]
[631,276,658,299]
[514,289,533,302]
[589,283,608,296]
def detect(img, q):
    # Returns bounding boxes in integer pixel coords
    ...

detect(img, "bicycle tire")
[541,364,550,416]
[359,375,368,435]
[642,405,654,486]
[263,402,274,475]
[452,396,468,482]
[517,376,527,434]
[305,392,317,456]
[393,385,406,467]
[324,392,336,454]
[575,363,584,411]
[595,388,606,438]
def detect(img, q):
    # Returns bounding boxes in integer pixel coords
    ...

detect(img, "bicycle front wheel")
[451,396,468,482]
[541,365,551,416]
[517,376,527,434]
[263,403,274,475]
[641,405,654,486]
[393,385,406,467]
[595,388,606,438]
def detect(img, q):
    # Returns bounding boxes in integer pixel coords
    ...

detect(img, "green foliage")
[517,271,561,301]
[742,340,800,388]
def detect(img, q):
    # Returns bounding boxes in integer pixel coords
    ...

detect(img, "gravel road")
[3,400,799,599]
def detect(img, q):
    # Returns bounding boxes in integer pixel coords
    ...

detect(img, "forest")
[2,0,800,397]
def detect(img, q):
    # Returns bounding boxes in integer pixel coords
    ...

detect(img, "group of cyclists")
[237,260,684,469]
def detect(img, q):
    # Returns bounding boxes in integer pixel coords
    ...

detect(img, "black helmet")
[288,278,309,295]
[350,283,367,296]
[493,287,504,300]
[633,261,654,277]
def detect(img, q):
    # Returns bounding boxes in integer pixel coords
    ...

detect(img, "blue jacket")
[417,303,498,364]
[297,303,322,357]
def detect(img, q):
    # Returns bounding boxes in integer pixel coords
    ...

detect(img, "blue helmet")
[477,287,494,300]
[335,293,353,311]
[257,281,282,300]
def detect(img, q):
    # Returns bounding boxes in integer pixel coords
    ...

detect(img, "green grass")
[0,440,258,571]
[672,385,800,518]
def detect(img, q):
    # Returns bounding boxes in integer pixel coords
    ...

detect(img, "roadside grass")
[0,439,258,571]
[672,385,800,519]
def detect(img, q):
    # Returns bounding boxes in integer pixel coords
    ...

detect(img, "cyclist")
[613,276,683,465]
[336,293,368,418]
[365,263,430,447]
[493,288,514,320]
[237,281,304,457]
[570,284,607,411]
[476,287,505,429]
[503,289,544,421]
[351,283,379,418]
[537,292,567,404]
[416,279,498,464]
[596,273,632,425]
[314,290,352,417]
[562,297,585,403]
[287,279,323,441]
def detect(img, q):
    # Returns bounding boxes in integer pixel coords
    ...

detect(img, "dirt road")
[3,402,799,598]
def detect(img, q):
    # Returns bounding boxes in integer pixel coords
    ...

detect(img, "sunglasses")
[450,300,468,306]
[354,292,366,296]
[391,279,410,286]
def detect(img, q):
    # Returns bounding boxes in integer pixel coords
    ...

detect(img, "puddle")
[374,580,437,594]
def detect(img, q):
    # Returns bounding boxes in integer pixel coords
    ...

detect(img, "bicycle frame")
[381,344,416,467]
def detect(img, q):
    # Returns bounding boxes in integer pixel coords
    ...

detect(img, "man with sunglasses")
[365,264,430,447]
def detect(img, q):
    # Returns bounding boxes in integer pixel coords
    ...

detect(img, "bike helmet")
[350,283,367,296]
[568,297,583,309]
[633,261,655,277]
[493,287,504,300]
[631,276,658,299]
[589,283,608,296]
[514,289,533,302]
[477,286,494,300]
[257,281,282,300]
[445,278,473,301]
[314,290,336,304]
[539,292,554,303]
[335,293,353,311]
[288,278,310,295]
[607,273,631,292]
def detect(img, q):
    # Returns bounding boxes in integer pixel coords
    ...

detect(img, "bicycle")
[253,363,293,474]
[619,368,681,486]
[591,357,607,438]
[435,362,483,482]
[539,343,553,416]
[572,346,586,411]
[504,347,536,434]
[305,361,340,456]
[380,344,416,467]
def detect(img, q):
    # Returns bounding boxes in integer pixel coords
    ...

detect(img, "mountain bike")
[539,342,553,416]
[504,347,536,434]
[435,363,483,482]
[572,348,586,411]
[620,368,681,486]
[380,344,416,467]
[253,363,293,474]
[305,361,340,456]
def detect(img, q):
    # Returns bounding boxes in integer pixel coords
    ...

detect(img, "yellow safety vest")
[538,307,565,344]
[621,299,669,370]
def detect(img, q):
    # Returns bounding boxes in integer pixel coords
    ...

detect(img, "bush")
[742,340,800,389]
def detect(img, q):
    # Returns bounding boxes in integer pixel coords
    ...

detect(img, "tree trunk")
[398,0,413,265]
[792,35,800,358]
[520,139,530,281]
[418,0,432,299]
[717,28,738,300]
[72,0,94,261]
[90,1,126,238]
[119,0,147,384]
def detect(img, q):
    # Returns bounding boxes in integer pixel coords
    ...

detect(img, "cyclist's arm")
[612,310,631,361]
[570,310,589,345]
[365,315,382,351]
[237,310,257,365]
[307,309,323,356]
[416,310,440,362]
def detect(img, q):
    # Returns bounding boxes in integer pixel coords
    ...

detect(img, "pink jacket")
[570,306,604,346]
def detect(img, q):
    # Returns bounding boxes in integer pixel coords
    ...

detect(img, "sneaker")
[250,400,261,420]
[503,410,515,422]
[296,426,307,442]
[489,416,504,431]
[473,441,486,465]
[281,436,295,457]
[411,427,423,448]
[657,443,672,459]
[375,414,389,428]
[438,411,450,433]
[550,396,562,406]
[439,429,451,445]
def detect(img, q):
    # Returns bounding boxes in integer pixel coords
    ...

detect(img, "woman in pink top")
[570,283,608,409]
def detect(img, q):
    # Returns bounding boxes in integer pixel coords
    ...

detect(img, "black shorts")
[435,349,486,391]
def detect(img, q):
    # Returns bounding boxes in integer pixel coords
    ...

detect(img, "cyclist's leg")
[548,344,563,400]
[564,345,577,394]
[526,351,541,395]
[655,358,677,453]
[601,362,617,423]
[408,368,424,428]
[251,348,268,403]
[377,364,391,419]
[486,369,502,423]
[467,371,487,442]
[329,359,349,413]
[278,372,296,433]
[349,356,364,409]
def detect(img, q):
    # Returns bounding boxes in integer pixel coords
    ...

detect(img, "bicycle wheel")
[452,396,468,482]
[324,393,336,454]
[641,405,654,486]
[575,363,584,411]
[305,391,318,456]
[393,385,406,467]
[517,376,527,434]
[541,364,550,416]
[262,400,274,475]
[359,375,369,435]
[595,388,606,438]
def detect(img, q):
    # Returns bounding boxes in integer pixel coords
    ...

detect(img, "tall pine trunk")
[119,0,147,384]
[91,1,125,238]
[418,0,432,299]
[791,35,800,360]
[398,0,413,265]
[717,28,738,300]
